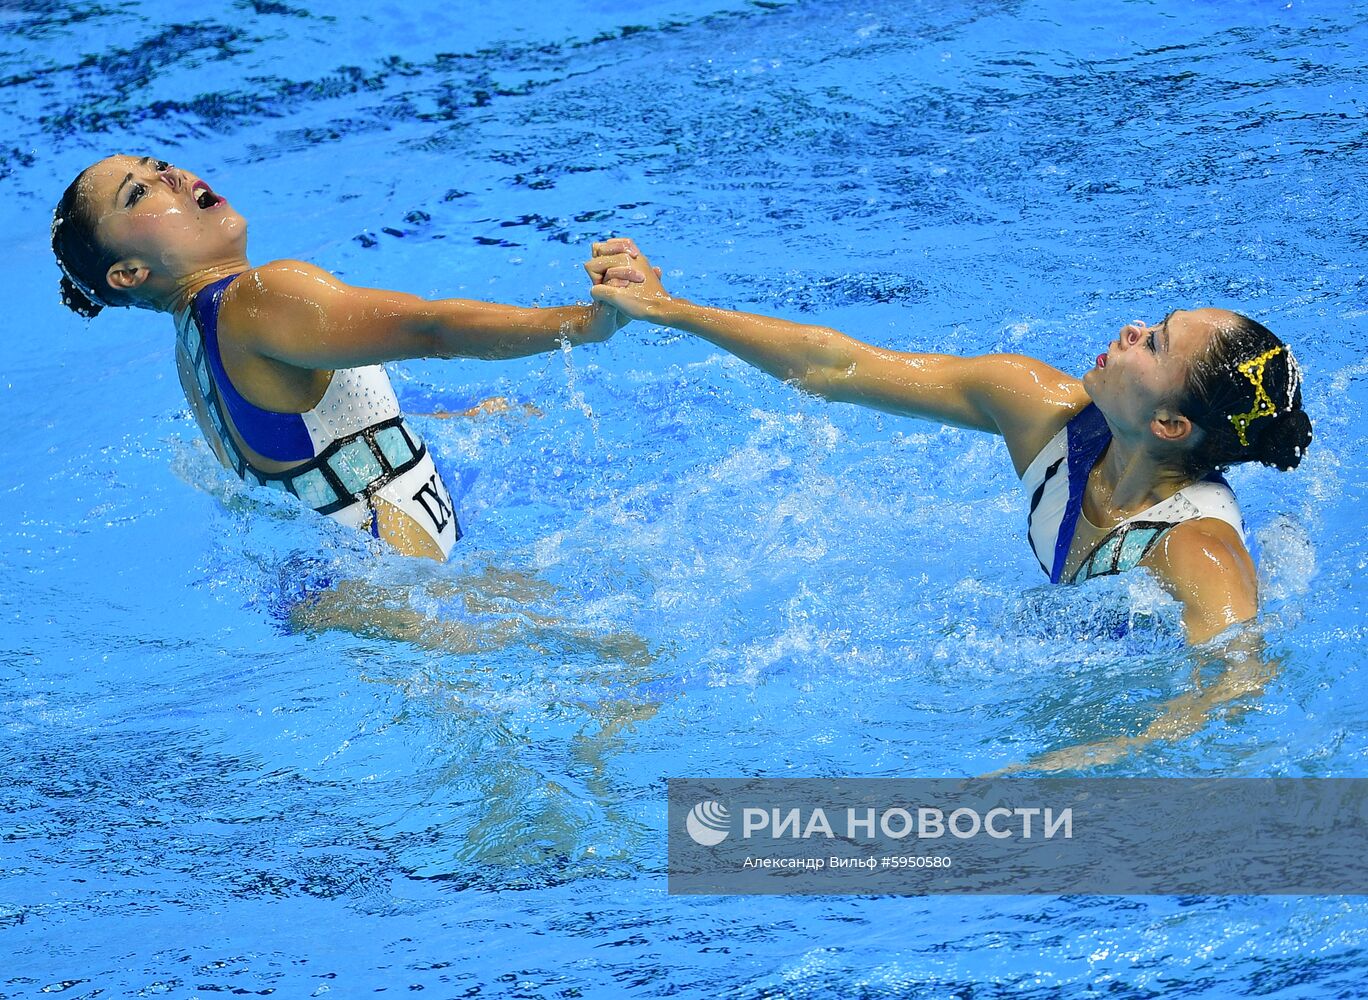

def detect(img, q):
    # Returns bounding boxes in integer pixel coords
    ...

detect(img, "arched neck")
[153,259,252,315]
[1092,415,1200,519]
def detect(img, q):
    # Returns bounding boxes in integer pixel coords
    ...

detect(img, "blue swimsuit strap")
[1051,403,1111,584]
[192,274,315,462]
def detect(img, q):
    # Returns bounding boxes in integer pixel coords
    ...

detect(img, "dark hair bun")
[1179,314,1312,476]
[1257,408,1313,472]
[59,275,103,318]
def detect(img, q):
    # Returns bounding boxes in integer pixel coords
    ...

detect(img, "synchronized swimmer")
[585,239,1311,647]
[51,156,1312,649]
[51,155,625,561]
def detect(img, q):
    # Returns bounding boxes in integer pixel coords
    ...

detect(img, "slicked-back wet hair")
[1178,314,1312,474]
[51,167,127,318]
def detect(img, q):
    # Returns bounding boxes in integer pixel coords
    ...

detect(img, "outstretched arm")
[585,240,1084,471]
[223,259,625,369]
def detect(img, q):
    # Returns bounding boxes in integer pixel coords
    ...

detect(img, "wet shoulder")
[216,260,341,359]
[214,261,336,403]
[993,356,1090,477]
[1141,517,1257,597]
[1139,517,1259,643]
[220,260,334,313]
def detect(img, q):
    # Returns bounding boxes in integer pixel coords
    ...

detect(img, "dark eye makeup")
[126,160,171,207]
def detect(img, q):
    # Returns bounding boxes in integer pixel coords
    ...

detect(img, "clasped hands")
[583,237,671,324]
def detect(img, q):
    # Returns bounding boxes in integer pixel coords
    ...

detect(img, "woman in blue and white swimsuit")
[587,239,1312,649]
[51,155,625,561]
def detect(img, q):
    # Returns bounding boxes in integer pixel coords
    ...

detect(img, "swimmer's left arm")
[991,626,1275,775]
[227,260,624,369]
[1143,519,1259,647]
[988,523,1270,775]
[1130,627,1274,744]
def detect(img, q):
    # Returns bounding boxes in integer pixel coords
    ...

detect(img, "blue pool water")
[3,0,1367,995]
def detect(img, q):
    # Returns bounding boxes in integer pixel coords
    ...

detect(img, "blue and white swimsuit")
[1021,403,1243,584]
[173,274,460,557]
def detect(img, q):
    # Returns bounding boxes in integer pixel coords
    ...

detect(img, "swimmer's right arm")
[586,241,1082,461]
[222,260,624,368]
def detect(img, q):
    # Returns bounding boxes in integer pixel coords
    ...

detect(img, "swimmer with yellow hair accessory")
[50,155,628,560]
[586,238,1312,649]
[589,238,1314,771]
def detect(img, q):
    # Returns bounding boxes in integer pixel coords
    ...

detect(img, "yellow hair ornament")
[1228,345,1285,447]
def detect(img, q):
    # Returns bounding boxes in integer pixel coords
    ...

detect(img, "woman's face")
[77,154,246,296]
[1083,307,1236,439]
